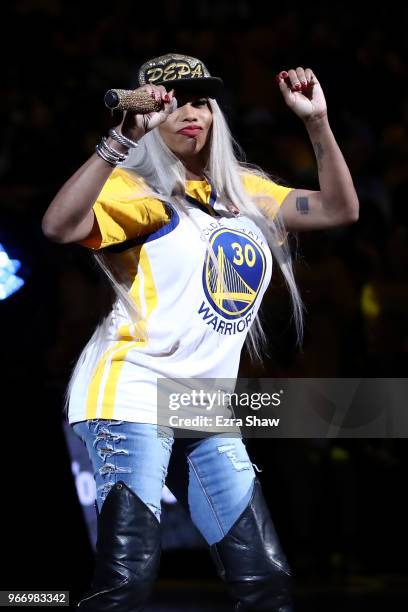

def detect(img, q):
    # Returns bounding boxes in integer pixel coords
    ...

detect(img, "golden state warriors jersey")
[68,168,293,426]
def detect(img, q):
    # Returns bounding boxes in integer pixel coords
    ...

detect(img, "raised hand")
[115,85,176,141]
[276,67,327,123]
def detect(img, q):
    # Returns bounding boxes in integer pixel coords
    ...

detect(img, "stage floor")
[146,575,408,611]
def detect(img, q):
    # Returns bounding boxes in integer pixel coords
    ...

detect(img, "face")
[158,93,213,166]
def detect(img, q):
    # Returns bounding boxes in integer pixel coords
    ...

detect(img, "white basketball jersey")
[67,169,293,427]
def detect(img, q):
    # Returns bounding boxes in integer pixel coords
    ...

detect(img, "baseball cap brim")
[154,77,224,97]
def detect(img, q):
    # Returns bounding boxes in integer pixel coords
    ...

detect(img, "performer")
[42,53,359,611]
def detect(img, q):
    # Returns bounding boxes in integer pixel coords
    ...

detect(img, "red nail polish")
[280,71,288,78]
[164,94,170,102]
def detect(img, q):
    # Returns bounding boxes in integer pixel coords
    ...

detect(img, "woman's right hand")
[114,84,176,142]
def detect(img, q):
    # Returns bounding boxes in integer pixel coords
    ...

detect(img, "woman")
[42,53,359,611]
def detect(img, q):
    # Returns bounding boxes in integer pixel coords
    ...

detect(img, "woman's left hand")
[276,67,327,123]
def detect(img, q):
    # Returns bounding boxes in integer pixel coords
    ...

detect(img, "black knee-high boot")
[76,481,161,611]
[209,478,294,612]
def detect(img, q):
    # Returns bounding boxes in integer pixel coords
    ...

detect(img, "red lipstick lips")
[177,126,202,136]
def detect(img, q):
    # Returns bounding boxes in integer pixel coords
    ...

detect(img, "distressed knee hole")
[99,463,132,476]
[96,445,129,461]
[92,431,127,451]
[217,443,251,471]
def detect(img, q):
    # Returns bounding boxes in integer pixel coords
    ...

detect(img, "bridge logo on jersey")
[202,228,266,320]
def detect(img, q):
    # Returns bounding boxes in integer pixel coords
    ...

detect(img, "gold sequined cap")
[138,53,223,96]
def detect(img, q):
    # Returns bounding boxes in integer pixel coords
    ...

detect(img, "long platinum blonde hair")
[63,98,305,418]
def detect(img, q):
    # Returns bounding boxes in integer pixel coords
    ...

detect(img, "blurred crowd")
[2,1,407,378]
[1,0,407,578]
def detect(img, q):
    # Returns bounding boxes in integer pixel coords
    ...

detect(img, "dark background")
[1,1,407,609]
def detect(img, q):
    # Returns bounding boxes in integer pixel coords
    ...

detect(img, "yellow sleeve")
[242,173,294,220]
[79,168,170,250]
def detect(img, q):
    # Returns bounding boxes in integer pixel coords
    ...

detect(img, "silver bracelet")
[109,128,139,149]
[95,141,125,166]
[95,136,128,166]
[103,137,128,159]
[95,146,118,167]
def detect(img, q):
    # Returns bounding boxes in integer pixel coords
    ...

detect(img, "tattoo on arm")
[313,142,324,170]
[296,196,309,215]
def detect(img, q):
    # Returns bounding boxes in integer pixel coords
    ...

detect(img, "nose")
[179,102,199,122]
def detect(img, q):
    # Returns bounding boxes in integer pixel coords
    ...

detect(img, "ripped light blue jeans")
[72,419,255,544]
[72,420,257,545]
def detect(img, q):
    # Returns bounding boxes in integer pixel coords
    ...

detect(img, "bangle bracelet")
[96,138,127,165]
[95,136,128,166]
[103,137,128,159]
[109,128,139,149]
[95,146,118,167]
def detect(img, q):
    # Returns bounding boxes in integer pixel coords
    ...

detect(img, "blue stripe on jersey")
[208,179,217,208]
[103,203,180,253]
[201,174,218,208]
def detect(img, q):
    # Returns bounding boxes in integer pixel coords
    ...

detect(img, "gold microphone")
[104,89,163,113]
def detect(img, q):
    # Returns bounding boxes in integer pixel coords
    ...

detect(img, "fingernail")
[280,71,288,78]
[164,94,170,102]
